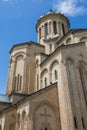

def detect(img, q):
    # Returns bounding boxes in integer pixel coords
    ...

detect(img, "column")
[41,25,45,39]
[57,21,59,35]
[38,29,40,43]
[58,59,75,130]
[51,21,54,35]
[7,58,16,93]
[58,22,61,35]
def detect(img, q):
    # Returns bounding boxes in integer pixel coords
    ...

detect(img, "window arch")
[15,74,22,91]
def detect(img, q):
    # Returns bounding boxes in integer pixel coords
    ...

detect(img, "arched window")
[45,23,48,35]
[15,74,22,91]
[44,77,47,87]
[53,21,57,34]
[54,70,58,81]
[62,23,65,35]
[39,28,41,40]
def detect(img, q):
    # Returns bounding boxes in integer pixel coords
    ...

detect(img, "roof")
[0,94,10,103]
[0,82,57,113]
[40,41,85,66]
[36,11,70,31]
[56,29,87,44]
[10,41,44,54]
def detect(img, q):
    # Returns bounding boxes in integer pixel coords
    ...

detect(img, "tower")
[36,11,70,54]
[6,42,44,95]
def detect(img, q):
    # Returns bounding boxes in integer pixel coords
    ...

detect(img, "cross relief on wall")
[40,108,51,130]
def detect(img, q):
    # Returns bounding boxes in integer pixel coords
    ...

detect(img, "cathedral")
[0,11,87,130]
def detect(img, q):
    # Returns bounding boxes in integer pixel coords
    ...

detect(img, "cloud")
[2,0,15,4]
[53,0,87,16]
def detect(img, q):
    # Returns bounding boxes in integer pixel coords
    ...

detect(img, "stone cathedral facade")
[0,11,87,130]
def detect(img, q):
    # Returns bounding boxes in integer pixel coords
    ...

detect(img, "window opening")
[53,21,57,34]
[45,23,48,35]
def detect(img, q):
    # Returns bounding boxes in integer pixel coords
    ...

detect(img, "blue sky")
[0,0,87,94]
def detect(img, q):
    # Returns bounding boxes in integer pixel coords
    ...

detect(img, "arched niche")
[49,60,59,83]
[22,110,27,130]
[40,68,49,88]
[66,37,72,44]
[80,37,87,42]
[35,59,39,68]
[17,112,21,128]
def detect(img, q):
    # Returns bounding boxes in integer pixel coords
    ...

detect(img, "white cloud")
[2,0,14,4]
[53,0,87,16]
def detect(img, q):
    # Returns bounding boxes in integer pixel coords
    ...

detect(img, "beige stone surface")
[0,11,87,130]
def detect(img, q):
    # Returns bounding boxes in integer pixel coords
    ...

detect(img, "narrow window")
[19,76,22,91]
[62,23,65,35]
[53,21,57,34]
[17,74,20,90]
[39,28,41,40]
[45,23,48,35]
[74,117,77,128]
[45,128,47,130]
[54,70,58,80]
[81,117,85,128]
[49,44,52,53]
[44,77,47,86]
[15,77,17,90]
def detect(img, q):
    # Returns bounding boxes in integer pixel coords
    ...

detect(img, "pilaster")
[58,59,75,130]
